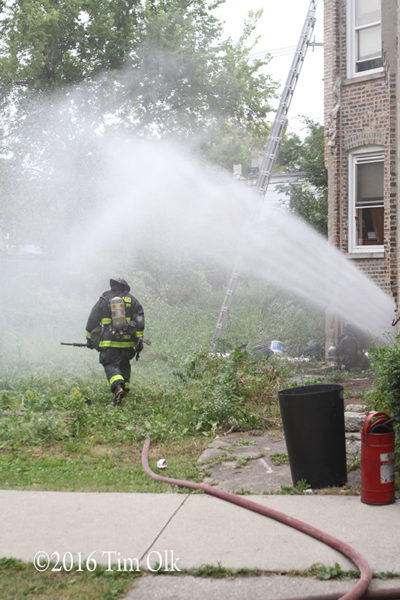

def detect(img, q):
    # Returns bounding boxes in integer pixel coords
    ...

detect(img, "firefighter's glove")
[86,338,95,350]
[127,320,136,336]
[135,338,144,354]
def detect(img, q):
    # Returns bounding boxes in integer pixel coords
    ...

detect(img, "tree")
[0,1,278,249]
[0,0,141,90]
[277,119,328,236]
[0,1,277,248]
[0,1,276,149]
[0,0,143,166]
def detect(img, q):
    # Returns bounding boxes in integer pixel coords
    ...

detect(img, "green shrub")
[181,349,283,431]
[369,337,400,466]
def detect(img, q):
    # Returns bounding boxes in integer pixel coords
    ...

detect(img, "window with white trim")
[348,148,384,253]
[347,0,383,78]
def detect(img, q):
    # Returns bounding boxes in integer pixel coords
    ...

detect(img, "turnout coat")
[85,289,145,351]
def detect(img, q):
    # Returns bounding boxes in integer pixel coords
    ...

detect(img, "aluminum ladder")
[209,0,319,352]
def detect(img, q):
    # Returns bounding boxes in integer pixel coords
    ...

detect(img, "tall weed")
[0,351,284,449]
[369,337,400,465]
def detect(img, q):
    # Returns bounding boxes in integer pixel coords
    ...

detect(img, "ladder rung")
[210,0,317,350]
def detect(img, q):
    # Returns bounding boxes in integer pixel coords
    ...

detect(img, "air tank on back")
[110,297,126,332]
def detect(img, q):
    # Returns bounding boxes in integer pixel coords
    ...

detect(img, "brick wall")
[324,0,397,301]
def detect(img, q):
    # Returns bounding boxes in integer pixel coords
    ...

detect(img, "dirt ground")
[341,374,375,404]
[341,372,374,402]
[290,367,375,405]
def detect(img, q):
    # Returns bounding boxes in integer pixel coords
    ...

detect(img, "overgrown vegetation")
[0,269,325,377]
[368,337,400,466]
[0,350,285,492]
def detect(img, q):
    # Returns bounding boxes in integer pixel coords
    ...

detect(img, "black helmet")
[110,277,130,293]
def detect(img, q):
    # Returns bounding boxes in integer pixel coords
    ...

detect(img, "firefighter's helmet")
[110,278,130,293]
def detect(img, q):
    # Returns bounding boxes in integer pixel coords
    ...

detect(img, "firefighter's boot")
[112,384,125,406]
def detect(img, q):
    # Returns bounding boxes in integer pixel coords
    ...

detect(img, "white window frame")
[348,147,384,255]
[346,0,383,79]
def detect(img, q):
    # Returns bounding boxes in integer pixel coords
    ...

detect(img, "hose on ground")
[141,435,399,600]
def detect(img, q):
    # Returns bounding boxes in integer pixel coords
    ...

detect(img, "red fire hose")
[142,435,400,600]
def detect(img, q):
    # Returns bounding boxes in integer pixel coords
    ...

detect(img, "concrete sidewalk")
[126,576,400,599]
[1,489,399,598]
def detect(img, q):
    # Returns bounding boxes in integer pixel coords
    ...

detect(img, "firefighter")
[86,278,145,405]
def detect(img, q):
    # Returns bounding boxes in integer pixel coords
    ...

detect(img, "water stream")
[0,93,396,366]
[67,131,395,340]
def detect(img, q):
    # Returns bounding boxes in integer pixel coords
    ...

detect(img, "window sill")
[344,71,385,85]
[348,250,385,259]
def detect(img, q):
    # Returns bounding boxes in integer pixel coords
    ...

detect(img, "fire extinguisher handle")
[362,411,392,434]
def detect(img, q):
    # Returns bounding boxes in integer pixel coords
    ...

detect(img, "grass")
[235,453,265,468]
[0,351,284,492]
[286,562,400,581]
[2,351,396,497]
[270,452,289,466]
[0,558,139,600]
[198,450,265,473]
[2,557,399,600]
[0,438,208,492]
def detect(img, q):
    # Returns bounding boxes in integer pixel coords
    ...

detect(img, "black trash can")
[278,384,347,489]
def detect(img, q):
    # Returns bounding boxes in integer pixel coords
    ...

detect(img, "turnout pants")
[99,347,136,393]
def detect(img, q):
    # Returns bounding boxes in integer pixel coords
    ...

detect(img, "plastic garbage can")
[278,384,347,489]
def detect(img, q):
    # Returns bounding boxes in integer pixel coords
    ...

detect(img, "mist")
[0,73,396,369]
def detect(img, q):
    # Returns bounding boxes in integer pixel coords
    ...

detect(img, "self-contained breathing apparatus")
[65,295,138,360]
[110,296,136,337]
[61,281,149,356]
[110,296,126,333]
[109,295,138,343]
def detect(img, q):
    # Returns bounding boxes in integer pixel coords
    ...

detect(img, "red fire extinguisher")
[361,411,395,505]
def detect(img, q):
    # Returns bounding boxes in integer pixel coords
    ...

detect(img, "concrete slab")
[1,490,398,579]
[0,490,186,566]
[198,431,291,493]
[142,495,400,573]
[123,576,400,600]
[198,431,362,493]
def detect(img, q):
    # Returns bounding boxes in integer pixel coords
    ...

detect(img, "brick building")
[324,0,398,326]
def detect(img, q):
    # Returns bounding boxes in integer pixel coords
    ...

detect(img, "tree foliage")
[0,1,276,147]
[277,119,328,236]
[0,1,278,246]
[0,0,140,89]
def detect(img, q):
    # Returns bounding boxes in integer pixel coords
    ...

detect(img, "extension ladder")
[209,0,319,352]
